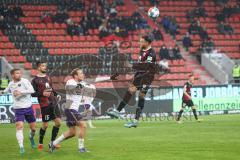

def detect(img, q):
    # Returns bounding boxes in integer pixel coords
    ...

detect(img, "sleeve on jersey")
[3,84,11,93]
[31,78,43,97]
[65,80,78,91]
[183,83,188,92]
[21,79,35,94]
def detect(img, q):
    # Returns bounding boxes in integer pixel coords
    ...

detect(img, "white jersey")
[81,81,96,105]
[3,78,34,109]
[65,79,84,111]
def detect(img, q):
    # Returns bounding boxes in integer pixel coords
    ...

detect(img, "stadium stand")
[3,0,230,89]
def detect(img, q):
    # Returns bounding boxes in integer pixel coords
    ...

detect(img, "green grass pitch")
[0,114,240,160]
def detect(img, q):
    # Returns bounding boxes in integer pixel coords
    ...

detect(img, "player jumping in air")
[107,35,157,128]
[1,69,36,154]
[31,61,61,150]
[49,68,89,153]
[176,74,202,123]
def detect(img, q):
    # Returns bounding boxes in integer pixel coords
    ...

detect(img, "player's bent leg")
[51,118,61,148]
[191,106,203,122]
[29,122,36,149]
[50,127,76,152]
[176,108,184,123]
[125,91,145,128]
[107,84,137,119]
[16,121,25,154]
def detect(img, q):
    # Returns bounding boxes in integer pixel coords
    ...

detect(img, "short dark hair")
[10,68,20,75]
[36,61,46,67]
[142,34,154,43]
[71,68,82,77]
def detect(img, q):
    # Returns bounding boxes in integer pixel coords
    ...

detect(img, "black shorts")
[40,105,61,122]
[182,100,194,108]
[132,72,154,94]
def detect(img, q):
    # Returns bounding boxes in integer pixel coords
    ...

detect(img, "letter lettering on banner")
[0,106,8,119]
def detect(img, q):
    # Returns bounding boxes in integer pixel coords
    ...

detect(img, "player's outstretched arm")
[21,79,35,95]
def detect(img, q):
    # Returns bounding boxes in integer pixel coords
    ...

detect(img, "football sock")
[78,138,84,149]
[29,129,35,139]
[135,97,145,120]
[51,126,60,141]
[39,128,46,144]
[53,134,65,146]
[117,91,132,112]
[177,110,183,121]
[192,109,198,120]
[16,129,24,148]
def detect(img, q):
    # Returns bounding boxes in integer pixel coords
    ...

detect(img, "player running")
[49,68,89,153]
[176,74,202,123]
[31,61,61,150]
[107,35,157,128]
[1,69,36,154]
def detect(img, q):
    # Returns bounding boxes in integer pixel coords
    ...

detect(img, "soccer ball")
[148,6,160,19]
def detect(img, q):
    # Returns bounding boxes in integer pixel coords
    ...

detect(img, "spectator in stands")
[0,15,7,29]
[0,3,9,17]
[69,0,85,11]
[173,45,183,59]
[0,73,10,90]
[115,26,128,38]
[217,21,234,34]
[58,0,85,11]
[161,15,171,32]
[152,27,163,40]
[232,63,240,83]
[149,0,158,5]
[169,20,179,39]
[99,21,109,38]
[197,0,205,6]
[202,38,215,53]
[54,10,69,23]
[199,27,209,40]
[168,46,175,60]
[214,0,229,6]
[182,32,192,51]
[195,7,207,18]
[110,6,118,17]
[188,22,199,34]
[41,12,53,23]
[159,44,169,60]
[159,59,170,73]
[12,5,24,18]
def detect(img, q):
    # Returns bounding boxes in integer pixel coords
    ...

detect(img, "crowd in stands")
[40,0,149,38]
[161,15,179,39]
[216,3,240,22]
[217,21,234,34]
[182,32,192,51]
[0,3,24,30]
[159,44,183,60]
[99,11,148,39]
[186,6,206,21]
